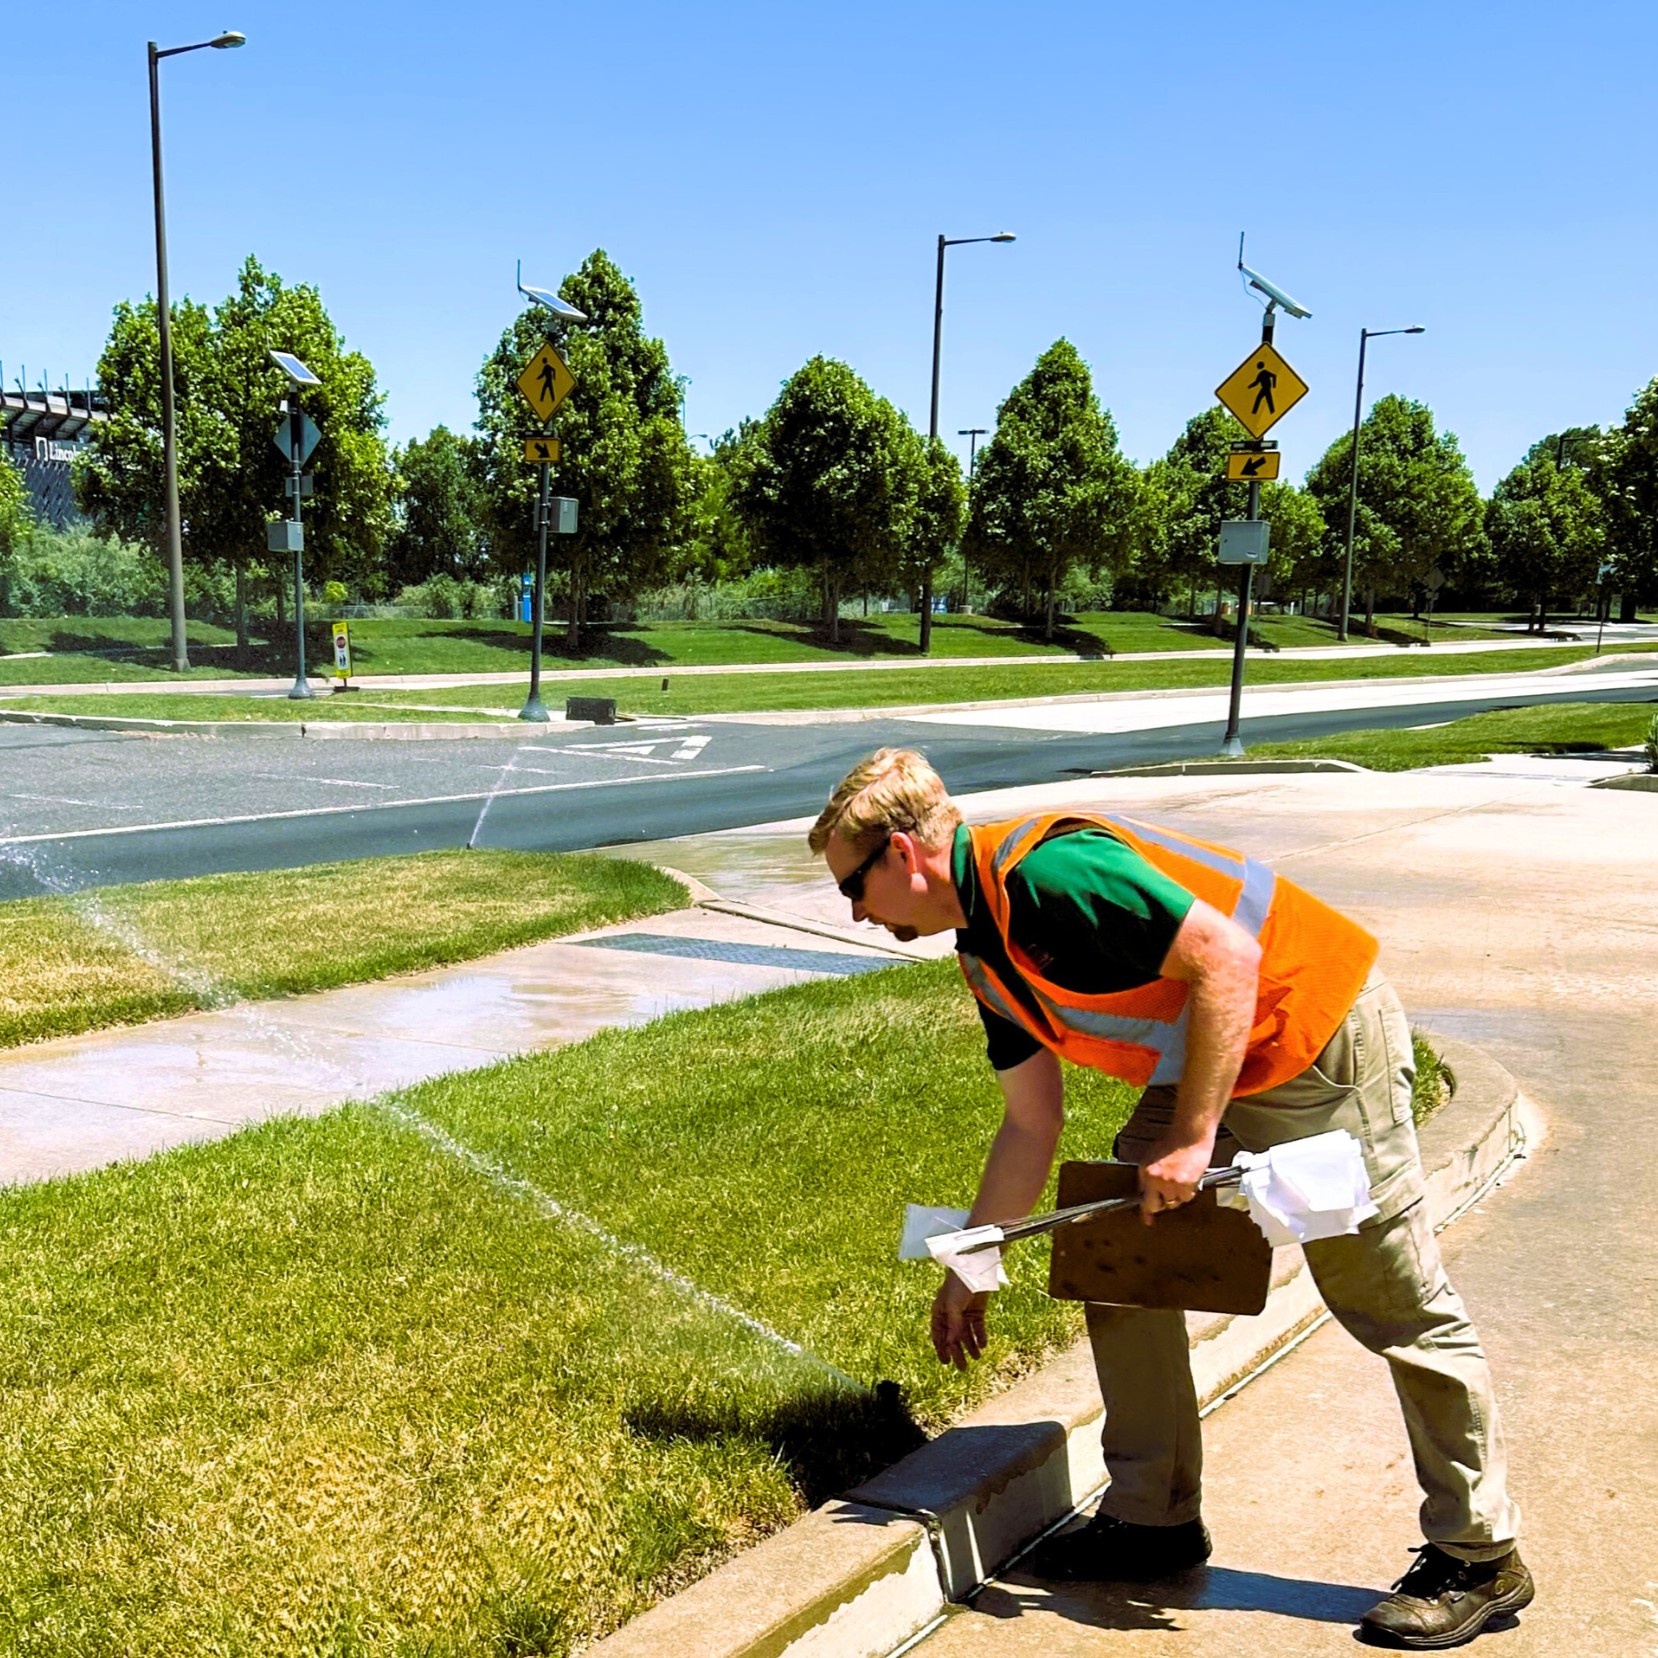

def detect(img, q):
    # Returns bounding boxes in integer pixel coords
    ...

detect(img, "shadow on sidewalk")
[973,1561,1380,1630]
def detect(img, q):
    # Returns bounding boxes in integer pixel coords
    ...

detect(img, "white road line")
[250,774,402,789]
[0,763,770,847]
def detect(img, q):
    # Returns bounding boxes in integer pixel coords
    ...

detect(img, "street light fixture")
[1338,325,1426,643]
[148,29,245,675]
[925,232,1014,650]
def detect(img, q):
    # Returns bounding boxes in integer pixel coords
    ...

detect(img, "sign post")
[1214,313,1309,756]
[513,329,580,722]
[510,270,588,722]
[267,362,322,701]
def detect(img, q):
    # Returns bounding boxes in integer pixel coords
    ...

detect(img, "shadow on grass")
[723,620,925,658]
[625,1379,928,1509]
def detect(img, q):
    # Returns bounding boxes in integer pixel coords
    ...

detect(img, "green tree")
[389,426,486,589]
[0,450,32,614]
[1601,379,1658,620]
[1132,408,1248,618]
[1130,408,1324,626]
[728,357,917,645]
[1486,453,1606,629]
[1304,394,1485,632]
[77,256,393,639]
[474,250,698,647]
[966,340,1136,639]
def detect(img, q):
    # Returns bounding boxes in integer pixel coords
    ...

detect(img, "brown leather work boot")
[1360,1543,1535,1648]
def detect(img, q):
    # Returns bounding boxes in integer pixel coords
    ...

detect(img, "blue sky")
[6,1,1656,490]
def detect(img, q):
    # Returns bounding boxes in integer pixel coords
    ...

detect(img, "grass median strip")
[0,694,515,724]
[0,610,1512,687]
[1248,700,1658,771]
[5,642,1652,726]
[0,850,686,1049]
[0,948,1453,1652]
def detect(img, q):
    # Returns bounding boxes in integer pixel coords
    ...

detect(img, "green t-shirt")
[951,821,1197,1071]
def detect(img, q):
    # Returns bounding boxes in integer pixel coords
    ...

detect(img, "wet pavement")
[0,903,913,1185]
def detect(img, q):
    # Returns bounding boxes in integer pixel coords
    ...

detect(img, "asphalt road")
[1,667,1654,900]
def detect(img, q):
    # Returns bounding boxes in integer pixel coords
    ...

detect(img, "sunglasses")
[837,834,892,902]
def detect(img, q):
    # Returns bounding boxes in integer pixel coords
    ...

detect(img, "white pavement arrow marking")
[558,734,711,765]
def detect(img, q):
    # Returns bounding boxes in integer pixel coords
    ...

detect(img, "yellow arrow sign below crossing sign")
[517,342,576,421]
[1215,342,1308,439]
[1225,449,1281,481]
[522,437,561,465]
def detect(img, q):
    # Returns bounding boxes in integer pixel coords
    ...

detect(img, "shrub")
[393,575,500,619]
[1645,712,1658,773]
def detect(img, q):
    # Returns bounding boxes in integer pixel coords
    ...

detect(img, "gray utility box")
[266,520,304,554]
[1217,519,1271,565]
[550,496,579,535]
[566,696,617,725]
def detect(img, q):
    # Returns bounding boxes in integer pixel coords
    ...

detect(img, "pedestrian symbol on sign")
[1248,362,1277,416]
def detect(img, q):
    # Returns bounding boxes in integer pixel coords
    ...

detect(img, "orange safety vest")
[960,811,1378,1097]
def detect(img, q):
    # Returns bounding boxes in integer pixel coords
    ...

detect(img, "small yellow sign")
[522,437,561,465]
[1216,343,1308,439]
[330,620,352,682]
[1225,450,1281,482]
[516,343,576,421]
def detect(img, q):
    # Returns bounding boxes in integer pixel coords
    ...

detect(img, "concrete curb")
[0,711,578,740]
[587,1033,1535,1658]
[1101,759,1368,778]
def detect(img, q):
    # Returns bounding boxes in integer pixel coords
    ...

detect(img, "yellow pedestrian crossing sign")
[1216,343,1308,439]
[522,437,561,465]
[517,342,576,421]
[1225,449,1281,481]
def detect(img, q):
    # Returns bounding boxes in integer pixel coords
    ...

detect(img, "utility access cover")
[1216,342,1308,439]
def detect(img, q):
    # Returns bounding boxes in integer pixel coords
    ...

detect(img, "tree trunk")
[1021,566,1032,623]
[919,575,933,654]
[1364,586,1376,637]
[234,560,248,653]
[1536,592,1548,635]
[1620,590,1637,623]
[1043,569,1056,641]
[566,562,581,650]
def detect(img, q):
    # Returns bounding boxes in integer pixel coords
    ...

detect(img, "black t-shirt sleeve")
[977,998,1042,1072]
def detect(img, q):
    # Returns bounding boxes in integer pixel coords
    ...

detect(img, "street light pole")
[146,31,245,676]
[957,426,986,612]
[925,231,1014,653]
[1339,324,1424,642]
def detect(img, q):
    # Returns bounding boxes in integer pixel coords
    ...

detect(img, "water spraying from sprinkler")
[381,1102,866,1392]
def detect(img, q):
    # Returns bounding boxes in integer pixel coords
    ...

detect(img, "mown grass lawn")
[8,641,1650,726]
[1248,700,1658,772]
[0,850,684,1049]
[371,641,1655,718]
[0,608,1518,688]
[0,950,1453,1654]
[0,693,514,723]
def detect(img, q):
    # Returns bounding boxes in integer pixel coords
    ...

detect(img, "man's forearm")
[967,1050,1065,1226]
[1171,957,1256,1152]
[968,1114,1063,1225]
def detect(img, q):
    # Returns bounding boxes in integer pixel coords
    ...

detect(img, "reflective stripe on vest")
[960,810,1377,1094]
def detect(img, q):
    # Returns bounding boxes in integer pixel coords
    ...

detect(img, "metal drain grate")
[576,933,899,976]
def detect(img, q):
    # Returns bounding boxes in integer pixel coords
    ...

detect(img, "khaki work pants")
[1087,971,1521,1561]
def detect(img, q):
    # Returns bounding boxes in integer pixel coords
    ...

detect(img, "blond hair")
[807,748,962,857]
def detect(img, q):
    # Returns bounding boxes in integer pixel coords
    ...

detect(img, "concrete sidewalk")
[0,891,938,1186]
[604,766,1655,1655]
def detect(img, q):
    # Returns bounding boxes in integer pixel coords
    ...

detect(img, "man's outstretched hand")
[930,1271,990,1370]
